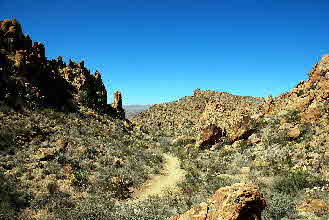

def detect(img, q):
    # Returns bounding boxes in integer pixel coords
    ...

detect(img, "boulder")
[287,126,301,139]
[197,124,224,149]
[297,199,329,217]
[248,133,261,145]
[167,183,267,220]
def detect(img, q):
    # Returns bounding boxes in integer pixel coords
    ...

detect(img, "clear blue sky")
[2,0,329,105]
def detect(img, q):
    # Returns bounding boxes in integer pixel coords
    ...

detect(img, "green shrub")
[72,168,89,187]
[296,90,304,97]
[273,170,309,194]
[263,192,297,219]
[285,109,301,123]
[310,83,317,90]
[273,170,328,195]
[0,128,15,152]
[47,181,58,194]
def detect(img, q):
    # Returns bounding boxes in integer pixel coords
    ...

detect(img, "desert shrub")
[285,109,301,123]
[0,173,33,219]
[72,168,89,187]
[296,90,304,97]
[263,192,297,219]
[0,127,16,152]
[296,124,315,144]
[264,130,289,146]
[40,107,55,113]
[78,90,90,106]
[273,170,328,195]
[47,181,58,194]
[0,103,13,113]
[310,83,317,90]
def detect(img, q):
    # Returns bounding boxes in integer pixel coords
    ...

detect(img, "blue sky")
[2,0,329,105]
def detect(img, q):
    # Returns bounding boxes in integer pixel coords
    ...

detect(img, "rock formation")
[196,124,225,149]
[0,18,125,118]
[167,183,267,220]
[111,91,125,119]
[133,90,264,144]
[264,54,328,122]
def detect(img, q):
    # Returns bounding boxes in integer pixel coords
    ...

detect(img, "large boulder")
[197,96,263,143]
[196,124,224,149]
[167,183,267,220]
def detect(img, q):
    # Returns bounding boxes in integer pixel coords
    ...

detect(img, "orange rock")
[197,124,224,149]
[301,107,321,122]
[167,183,266,220]
[112,91,123,109]
[288,127,301,139]
[297,199,329,216]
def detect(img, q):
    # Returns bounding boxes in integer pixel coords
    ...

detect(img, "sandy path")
[131,153,186,201]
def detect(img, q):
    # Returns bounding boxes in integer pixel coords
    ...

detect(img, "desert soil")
[131,153,186,201]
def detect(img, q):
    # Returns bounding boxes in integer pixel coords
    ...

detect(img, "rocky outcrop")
[0,19,31,53]
[196,124,225,149]
[133,90,264,139]
[167,183,267,220]
[196,96,264,144]
[111,91,125,119]
[0,18,125,118]
[265,54,329,122]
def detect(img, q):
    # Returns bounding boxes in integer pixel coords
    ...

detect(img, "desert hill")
[132,90,265,144]
[0,18,329,220]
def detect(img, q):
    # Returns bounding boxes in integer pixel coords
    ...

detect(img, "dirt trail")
[131,153,186,201]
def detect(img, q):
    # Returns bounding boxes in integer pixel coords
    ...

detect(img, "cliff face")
[0,18,125,118]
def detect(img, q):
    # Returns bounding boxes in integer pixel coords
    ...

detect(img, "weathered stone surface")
[167,183,266,220]
[198,99,261,143]
[111,91,125,119]
[309,54,329,83]
[287,126,301,139]
[196,124,224,149]
[112,91,123,109]
[301,107,321,122]
[248,133,261,145]
[266,54,329,122]
[297,199,329,216]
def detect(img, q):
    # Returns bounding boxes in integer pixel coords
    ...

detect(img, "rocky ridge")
[0,18,125,118]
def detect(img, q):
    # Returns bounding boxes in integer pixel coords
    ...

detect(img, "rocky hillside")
[133,56,328,149]
[133,90,264,139]
[1,17,329,220]
[132,55,329,219]
[0,18,125,118]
